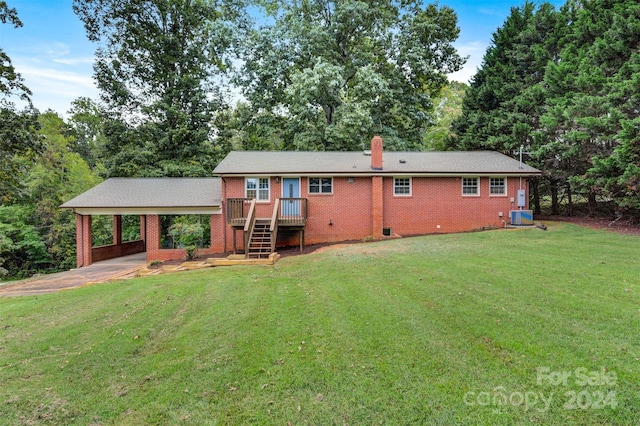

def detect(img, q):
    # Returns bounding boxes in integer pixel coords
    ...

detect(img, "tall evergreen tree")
[578,1,640,219]
[449,1,561,153]
[449,1,566,213]
[537,0,639,216]
[451,0,640,219]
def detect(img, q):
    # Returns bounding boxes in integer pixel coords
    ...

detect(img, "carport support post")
[146,215,162,260]
[140,215,146,246]
[113,215,122,245]
[76,214,92,268]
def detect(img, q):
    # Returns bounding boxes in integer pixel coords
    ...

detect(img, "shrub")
[168,223,204,260]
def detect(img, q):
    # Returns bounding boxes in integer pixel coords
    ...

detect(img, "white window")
[394,177,411,196]
[309,177,332,194]
[245,177,270,201]
[462,177,479,196]
[490,177,506,195]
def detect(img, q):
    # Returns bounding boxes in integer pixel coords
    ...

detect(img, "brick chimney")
[371,135,383,170]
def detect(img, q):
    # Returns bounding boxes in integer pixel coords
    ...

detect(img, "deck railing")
[270,199,280,253]
[243,199,257,252]
[226,197,307,226]
[278,198,308,225]
[227,198,252,226]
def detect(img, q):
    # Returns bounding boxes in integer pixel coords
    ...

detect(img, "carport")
[61,178,224,267]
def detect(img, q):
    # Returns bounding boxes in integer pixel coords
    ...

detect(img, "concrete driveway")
[0,253,147,297]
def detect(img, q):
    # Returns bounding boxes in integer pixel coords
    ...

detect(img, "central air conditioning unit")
[510,210,533,226]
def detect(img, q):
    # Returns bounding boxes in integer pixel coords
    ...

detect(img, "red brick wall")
[210,213,225,253]
[303,176,373,244]
[383,176,527,235]
[220,175,530,250]
[371,176,384,239]
[222,176,374,247]
[144,214,226,263]
[371,135,383,169]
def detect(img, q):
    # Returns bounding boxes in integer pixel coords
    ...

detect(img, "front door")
[282,178,300,216]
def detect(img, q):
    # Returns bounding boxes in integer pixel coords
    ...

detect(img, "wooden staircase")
[246,219,273,258]
[228,198,306,259]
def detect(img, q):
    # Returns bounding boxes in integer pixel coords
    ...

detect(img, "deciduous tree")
[237,0,465,151]
[73,0,245,176]
[0,1,41,203]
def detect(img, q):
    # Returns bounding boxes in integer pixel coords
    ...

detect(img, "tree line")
[0,0,464,278]
[450,0,640,220]
[1,0,638,279]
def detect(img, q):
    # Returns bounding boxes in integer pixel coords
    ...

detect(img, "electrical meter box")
[517,189,526,207]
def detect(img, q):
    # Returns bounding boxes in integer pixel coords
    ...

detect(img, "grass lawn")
[0,222,638,425]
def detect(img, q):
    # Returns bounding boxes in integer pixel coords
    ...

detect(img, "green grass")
[0,223,638,425]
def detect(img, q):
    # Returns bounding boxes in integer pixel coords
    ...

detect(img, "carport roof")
[60,178,221,215]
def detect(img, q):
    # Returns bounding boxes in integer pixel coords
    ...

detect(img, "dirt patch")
[146,240,369,268]
[268,240,363,257]
[148,217,639,270]
[538,216,640,236]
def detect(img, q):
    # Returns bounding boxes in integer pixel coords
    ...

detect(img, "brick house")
[62,136,540,266]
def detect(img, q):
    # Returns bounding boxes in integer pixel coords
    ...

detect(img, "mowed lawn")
[0,223,638,425]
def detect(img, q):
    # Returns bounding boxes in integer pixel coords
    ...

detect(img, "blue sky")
[2,0,565,115]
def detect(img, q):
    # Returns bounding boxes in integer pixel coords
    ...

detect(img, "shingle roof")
[61,178,221,209]
[213,151,541,175]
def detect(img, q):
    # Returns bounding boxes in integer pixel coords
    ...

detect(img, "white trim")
[461,177,480,197]
[245,177,270,202]
[393,176,412,197]
[218,172,539,178]
[489,177,508,196]
[70,207,222,215]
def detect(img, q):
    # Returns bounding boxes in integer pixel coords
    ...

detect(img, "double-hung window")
[490,177,506,195]
[462,177,479,196]
[245,177,270,201]
[309,177,332,194]
[394,177,411,196]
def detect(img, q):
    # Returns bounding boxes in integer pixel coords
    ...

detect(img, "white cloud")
[477,8,502,17]
[52,57,95,66]
[448,41,487,84]
[12,60,98,115]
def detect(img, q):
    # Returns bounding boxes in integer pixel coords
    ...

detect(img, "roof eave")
[215,171,541,177]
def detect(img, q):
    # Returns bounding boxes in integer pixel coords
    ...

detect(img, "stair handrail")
[243,199,257,252]
[270,198,280,253]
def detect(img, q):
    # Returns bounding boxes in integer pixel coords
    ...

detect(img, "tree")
[448,1,569,214]
[534,0,640,217]
[0,111,100,278]
[0,1,29,101]
[25,111,102,272]
[423,81,466,150]
[67,97,108,170]
[0,1,41,203]
[450,0,640,219]
[73,0,245,177]
[237,0,465,151]
[0,205,49,279]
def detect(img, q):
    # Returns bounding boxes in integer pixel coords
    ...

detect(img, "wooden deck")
[226,198,307,256]
[227,217,306,228]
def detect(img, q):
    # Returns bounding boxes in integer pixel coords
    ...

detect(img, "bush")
[168,223,204,260]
